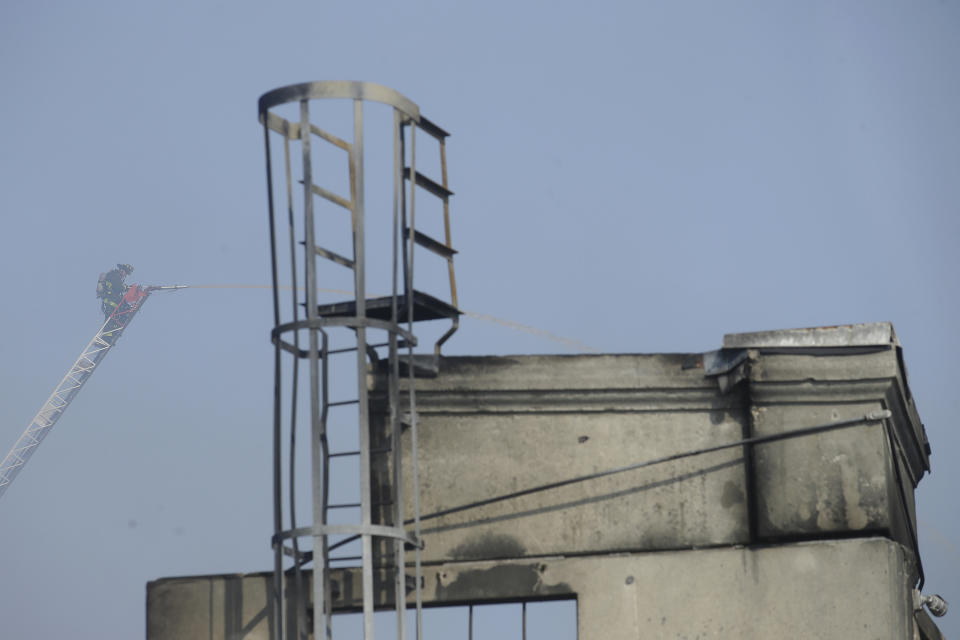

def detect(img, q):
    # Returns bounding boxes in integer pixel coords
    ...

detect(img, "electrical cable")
[406,410,891,525]
[323,411,892,557]
[881,413,926,589]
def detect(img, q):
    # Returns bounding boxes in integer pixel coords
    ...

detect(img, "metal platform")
[316,290,461,323]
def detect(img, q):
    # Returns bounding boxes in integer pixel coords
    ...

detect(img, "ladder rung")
[404,227,457,258]
[330,555,362,562]
[327,345,358,355]
[313,245,355,270]
[328,503,361,509]
[404,168,453,198]
[313,343,386,356]
[415,115,450,140]
[298,180,353,211]
[328,399,359,407]
[328,446,392,458]
[307,124,351,152]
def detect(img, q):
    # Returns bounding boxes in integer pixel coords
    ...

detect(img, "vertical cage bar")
[391,110,407,640]
[406,124,416,310]
[440,139,457,308]
[263,116,285,640]
[352,98,377,640]
[299,98,329,640]
[522,602,527,640]
[284,129,309,640]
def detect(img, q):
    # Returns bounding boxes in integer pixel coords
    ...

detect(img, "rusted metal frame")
[262,113,286,640]
[283,131,309,640]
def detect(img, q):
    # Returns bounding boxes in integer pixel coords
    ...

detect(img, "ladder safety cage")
[259,81,460,640]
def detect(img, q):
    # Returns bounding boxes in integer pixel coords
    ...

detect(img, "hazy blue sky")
[1,1,958,638]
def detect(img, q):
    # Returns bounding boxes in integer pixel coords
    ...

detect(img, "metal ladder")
[261,81,459,640]
[400,114,459,360]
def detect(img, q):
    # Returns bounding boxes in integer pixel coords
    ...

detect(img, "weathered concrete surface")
[746,348,926,553]
[147,538,923,639]
[371,341,927,564]
[372,354,751,563]
[565,536,915,640]
[147,573,273,640]
[146,324,939,638]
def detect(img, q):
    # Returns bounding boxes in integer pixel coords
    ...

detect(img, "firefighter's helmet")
[117,263,134,274]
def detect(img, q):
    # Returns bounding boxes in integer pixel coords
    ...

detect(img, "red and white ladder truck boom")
[0,283,186,500]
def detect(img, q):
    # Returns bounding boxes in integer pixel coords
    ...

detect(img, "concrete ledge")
[147,538,925,639]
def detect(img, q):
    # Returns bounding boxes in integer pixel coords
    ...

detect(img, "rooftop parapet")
[371,322,929,586]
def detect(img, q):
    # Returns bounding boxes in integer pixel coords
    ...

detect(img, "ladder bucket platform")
[0,282,185,500]
[316,289,461,323]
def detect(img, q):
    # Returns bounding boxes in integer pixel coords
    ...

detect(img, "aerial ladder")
[0,283,186,500]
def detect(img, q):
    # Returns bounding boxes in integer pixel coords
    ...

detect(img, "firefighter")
[97,263,134,319]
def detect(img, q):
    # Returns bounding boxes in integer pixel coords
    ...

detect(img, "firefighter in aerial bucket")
[96,263,134,320]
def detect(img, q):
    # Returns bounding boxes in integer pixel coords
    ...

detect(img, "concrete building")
[147,321,946,639]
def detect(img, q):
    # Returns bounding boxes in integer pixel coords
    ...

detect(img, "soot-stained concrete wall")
[372,325,927,566]
[147,323,940,639]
